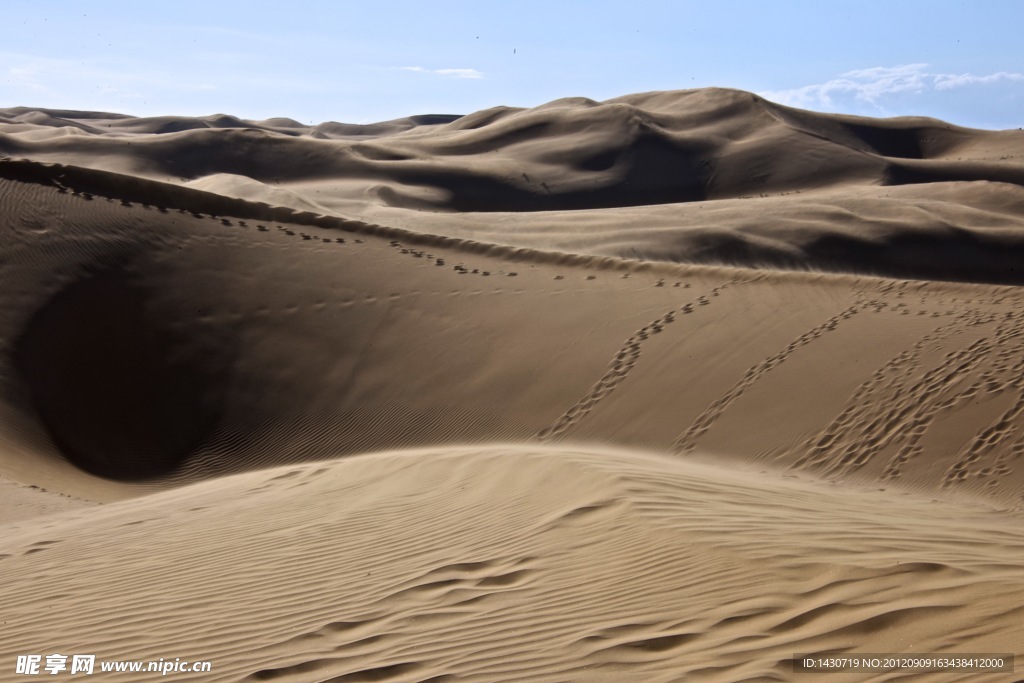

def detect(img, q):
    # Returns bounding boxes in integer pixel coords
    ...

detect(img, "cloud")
[1,51,319,106]
[399,66,483,79]
[933,71,1024,90]
[761,64,1024,111]
[434,68,483,79]
[0,52,332,121]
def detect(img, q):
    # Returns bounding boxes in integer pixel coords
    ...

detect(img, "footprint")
[674,299,861,454]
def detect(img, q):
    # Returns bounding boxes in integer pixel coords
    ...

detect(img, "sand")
[1,89,1023,681]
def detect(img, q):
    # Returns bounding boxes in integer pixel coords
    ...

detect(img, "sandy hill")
[2,88,1023,284]
[1,89,1023,682]
[3,446,1022,682]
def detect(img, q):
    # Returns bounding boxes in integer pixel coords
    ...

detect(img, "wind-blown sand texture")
[1,89,1023,681]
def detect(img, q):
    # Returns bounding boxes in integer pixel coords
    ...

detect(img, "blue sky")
[2,1,1022,129]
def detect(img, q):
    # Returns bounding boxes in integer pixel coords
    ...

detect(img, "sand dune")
[2,90,1024,681]
[3,88,1023,282]
[2,446,1022,682]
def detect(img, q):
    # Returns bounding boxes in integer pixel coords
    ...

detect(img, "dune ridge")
[0,157,707,277]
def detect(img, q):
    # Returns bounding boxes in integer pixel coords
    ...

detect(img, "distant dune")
[1,90,1023,681]
[3,88,1023,283]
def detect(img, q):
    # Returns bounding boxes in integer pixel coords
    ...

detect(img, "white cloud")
[0,53,327,123]
[933,71,1024,90]
[434,68,483,79]
[0,51,321,112]
[399,66,483,79]
[761,64,1024,111]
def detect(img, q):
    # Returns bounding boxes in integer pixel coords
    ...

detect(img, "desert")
[1,85,1023,682]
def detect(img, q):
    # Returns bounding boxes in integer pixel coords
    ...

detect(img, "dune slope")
[3,171,1024,509]
[2,446,1022,683]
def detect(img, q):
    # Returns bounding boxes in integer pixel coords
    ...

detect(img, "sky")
[1,1,1022,129]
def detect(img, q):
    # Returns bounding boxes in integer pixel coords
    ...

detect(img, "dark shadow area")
[12,264,232,480]
[840,123,926,159]
[681,227,1024,286]
[392,132,712,212]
